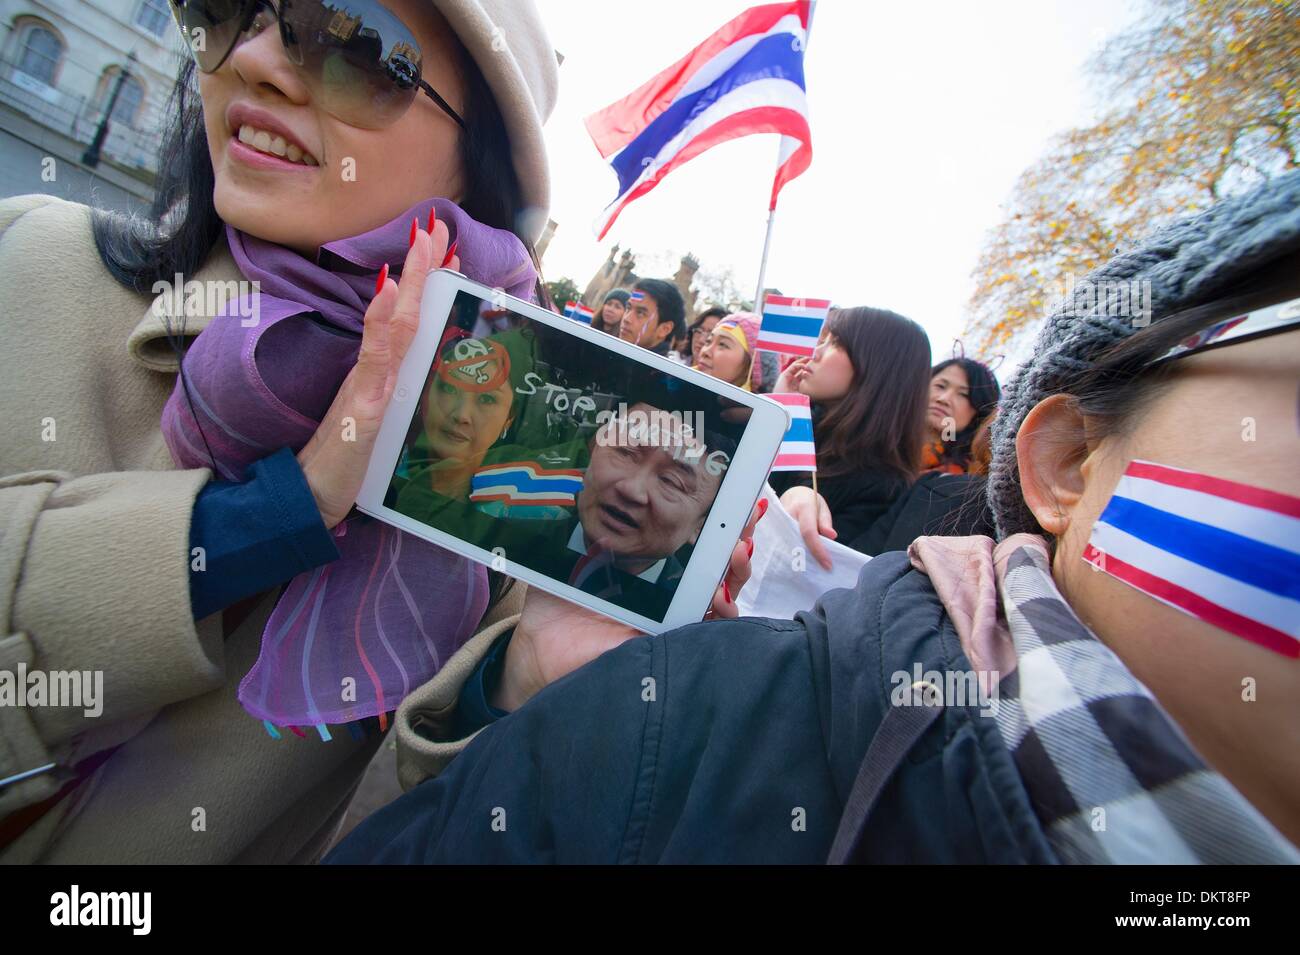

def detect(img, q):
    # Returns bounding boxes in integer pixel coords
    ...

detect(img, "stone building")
[582,245,701,316]
[1,0,185,208]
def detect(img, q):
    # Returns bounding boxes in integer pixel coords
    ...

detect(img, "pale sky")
[536,0,1141,364]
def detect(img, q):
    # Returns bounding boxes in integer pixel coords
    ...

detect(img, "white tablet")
[356,269,790,633]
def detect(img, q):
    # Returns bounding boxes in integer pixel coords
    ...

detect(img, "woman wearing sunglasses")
[0,0,558,863]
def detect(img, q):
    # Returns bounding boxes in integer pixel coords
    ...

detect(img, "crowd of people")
[0,0,1295,870]
[583,279,1004,562]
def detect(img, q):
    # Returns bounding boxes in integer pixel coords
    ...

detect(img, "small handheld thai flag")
[768,393,815,472]
[563,301,595,324]
[470,462,584,508]
[757,295,831,357]
[1084,459,1300,658]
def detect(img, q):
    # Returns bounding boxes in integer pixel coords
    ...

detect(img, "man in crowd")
[619,279,686,357]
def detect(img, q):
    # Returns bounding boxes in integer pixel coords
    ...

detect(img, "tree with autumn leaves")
[965,0,1299,356]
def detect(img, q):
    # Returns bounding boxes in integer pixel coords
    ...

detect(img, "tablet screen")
[382,289,754,623]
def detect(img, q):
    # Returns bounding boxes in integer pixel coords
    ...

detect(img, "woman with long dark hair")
[770,307,932,567]
[921,357,1001,474]
[0,0,557,863]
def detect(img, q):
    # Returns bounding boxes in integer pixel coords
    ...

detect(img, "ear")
[1015,393,1089,537]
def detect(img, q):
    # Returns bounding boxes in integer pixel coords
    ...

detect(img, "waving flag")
[757,294,830,356]
[585,1,815,239]
[768,393,815,472]
[1084,459,1300,658]
[563,301,595,323]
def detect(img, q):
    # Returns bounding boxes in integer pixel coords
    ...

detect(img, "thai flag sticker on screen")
[757,295,831,357]
[768,393,815,472]
[1084,459,1300,658]
[563,301,595,324]
[470,462,585,508]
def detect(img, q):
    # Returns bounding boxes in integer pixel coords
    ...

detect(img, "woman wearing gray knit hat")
[332,170,1300,865]
[592,287,632,336]
[0,1,560,862]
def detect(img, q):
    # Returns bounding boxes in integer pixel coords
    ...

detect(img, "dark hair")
[814,307,931,484]
[691,305,729,327]
[929,357,1001,471]
[91,42,545,302]
[633,278,686,339]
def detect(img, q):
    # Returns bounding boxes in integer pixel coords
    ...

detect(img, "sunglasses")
[169,0,466,131]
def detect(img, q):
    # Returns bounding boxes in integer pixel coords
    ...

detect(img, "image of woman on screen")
[390,330,535,519]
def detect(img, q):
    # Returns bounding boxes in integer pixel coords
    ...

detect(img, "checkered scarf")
[990,536,1298,864]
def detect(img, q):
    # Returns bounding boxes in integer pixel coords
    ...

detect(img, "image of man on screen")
[554,402,727,617]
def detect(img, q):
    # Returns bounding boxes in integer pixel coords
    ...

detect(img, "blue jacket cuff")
[188,446,340,620]
[451,628,514,737]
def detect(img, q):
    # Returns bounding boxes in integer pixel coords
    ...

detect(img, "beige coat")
[0,195,514,863]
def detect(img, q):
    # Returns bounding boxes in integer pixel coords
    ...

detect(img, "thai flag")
[768,393,815,472]
[1084,460,1300,658]
[585,1,815,240]
[757,294,830,357]
[470,462,585,507]
[563,301,595,323]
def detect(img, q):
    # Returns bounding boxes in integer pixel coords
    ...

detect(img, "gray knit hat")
[988,168,1300,539]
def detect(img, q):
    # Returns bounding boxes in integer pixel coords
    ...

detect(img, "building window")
[101,71,145,127]
[134,0,171,38]
[17,26,63,86]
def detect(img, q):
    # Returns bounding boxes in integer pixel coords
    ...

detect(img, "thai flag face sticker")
[1084,460,1300,657]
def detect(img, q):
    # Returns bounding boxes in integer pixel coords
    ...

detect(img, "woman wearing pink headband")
[695,313,763,391]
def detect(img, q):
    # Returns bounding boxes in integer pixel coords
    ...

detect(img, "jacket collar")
[127,234,242,373]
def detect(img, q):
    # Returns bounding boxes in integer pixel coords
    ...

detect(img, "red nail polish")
[441,239,458,268]
[757,499,769,519]
[722,580,733,604]
[408,217,418,248]
[374,262,389,295]
[746,539,754,559]
[427,208,437,234]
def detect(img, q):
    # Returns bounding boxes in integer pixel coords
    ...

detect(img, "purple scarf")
[160,199,537,729]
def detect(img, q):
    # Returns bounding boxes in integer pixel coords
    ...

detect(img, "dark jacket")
[848,472,996,556]
[768,468,908,545]
[326,552,1056,864]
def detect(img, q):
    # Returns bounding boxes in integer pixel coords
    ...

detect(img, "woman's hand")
[779,485,836,570]
[297,219,460,529]
[490,500,767,712]
[774,357,811,394]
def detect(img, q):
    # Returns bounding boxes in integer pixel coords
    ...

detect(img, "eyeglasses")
[169,0,467,131]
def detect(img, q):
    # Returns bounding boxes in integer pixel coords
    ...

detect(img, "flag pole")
[752,130,787,310]
[752,201,777,311]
